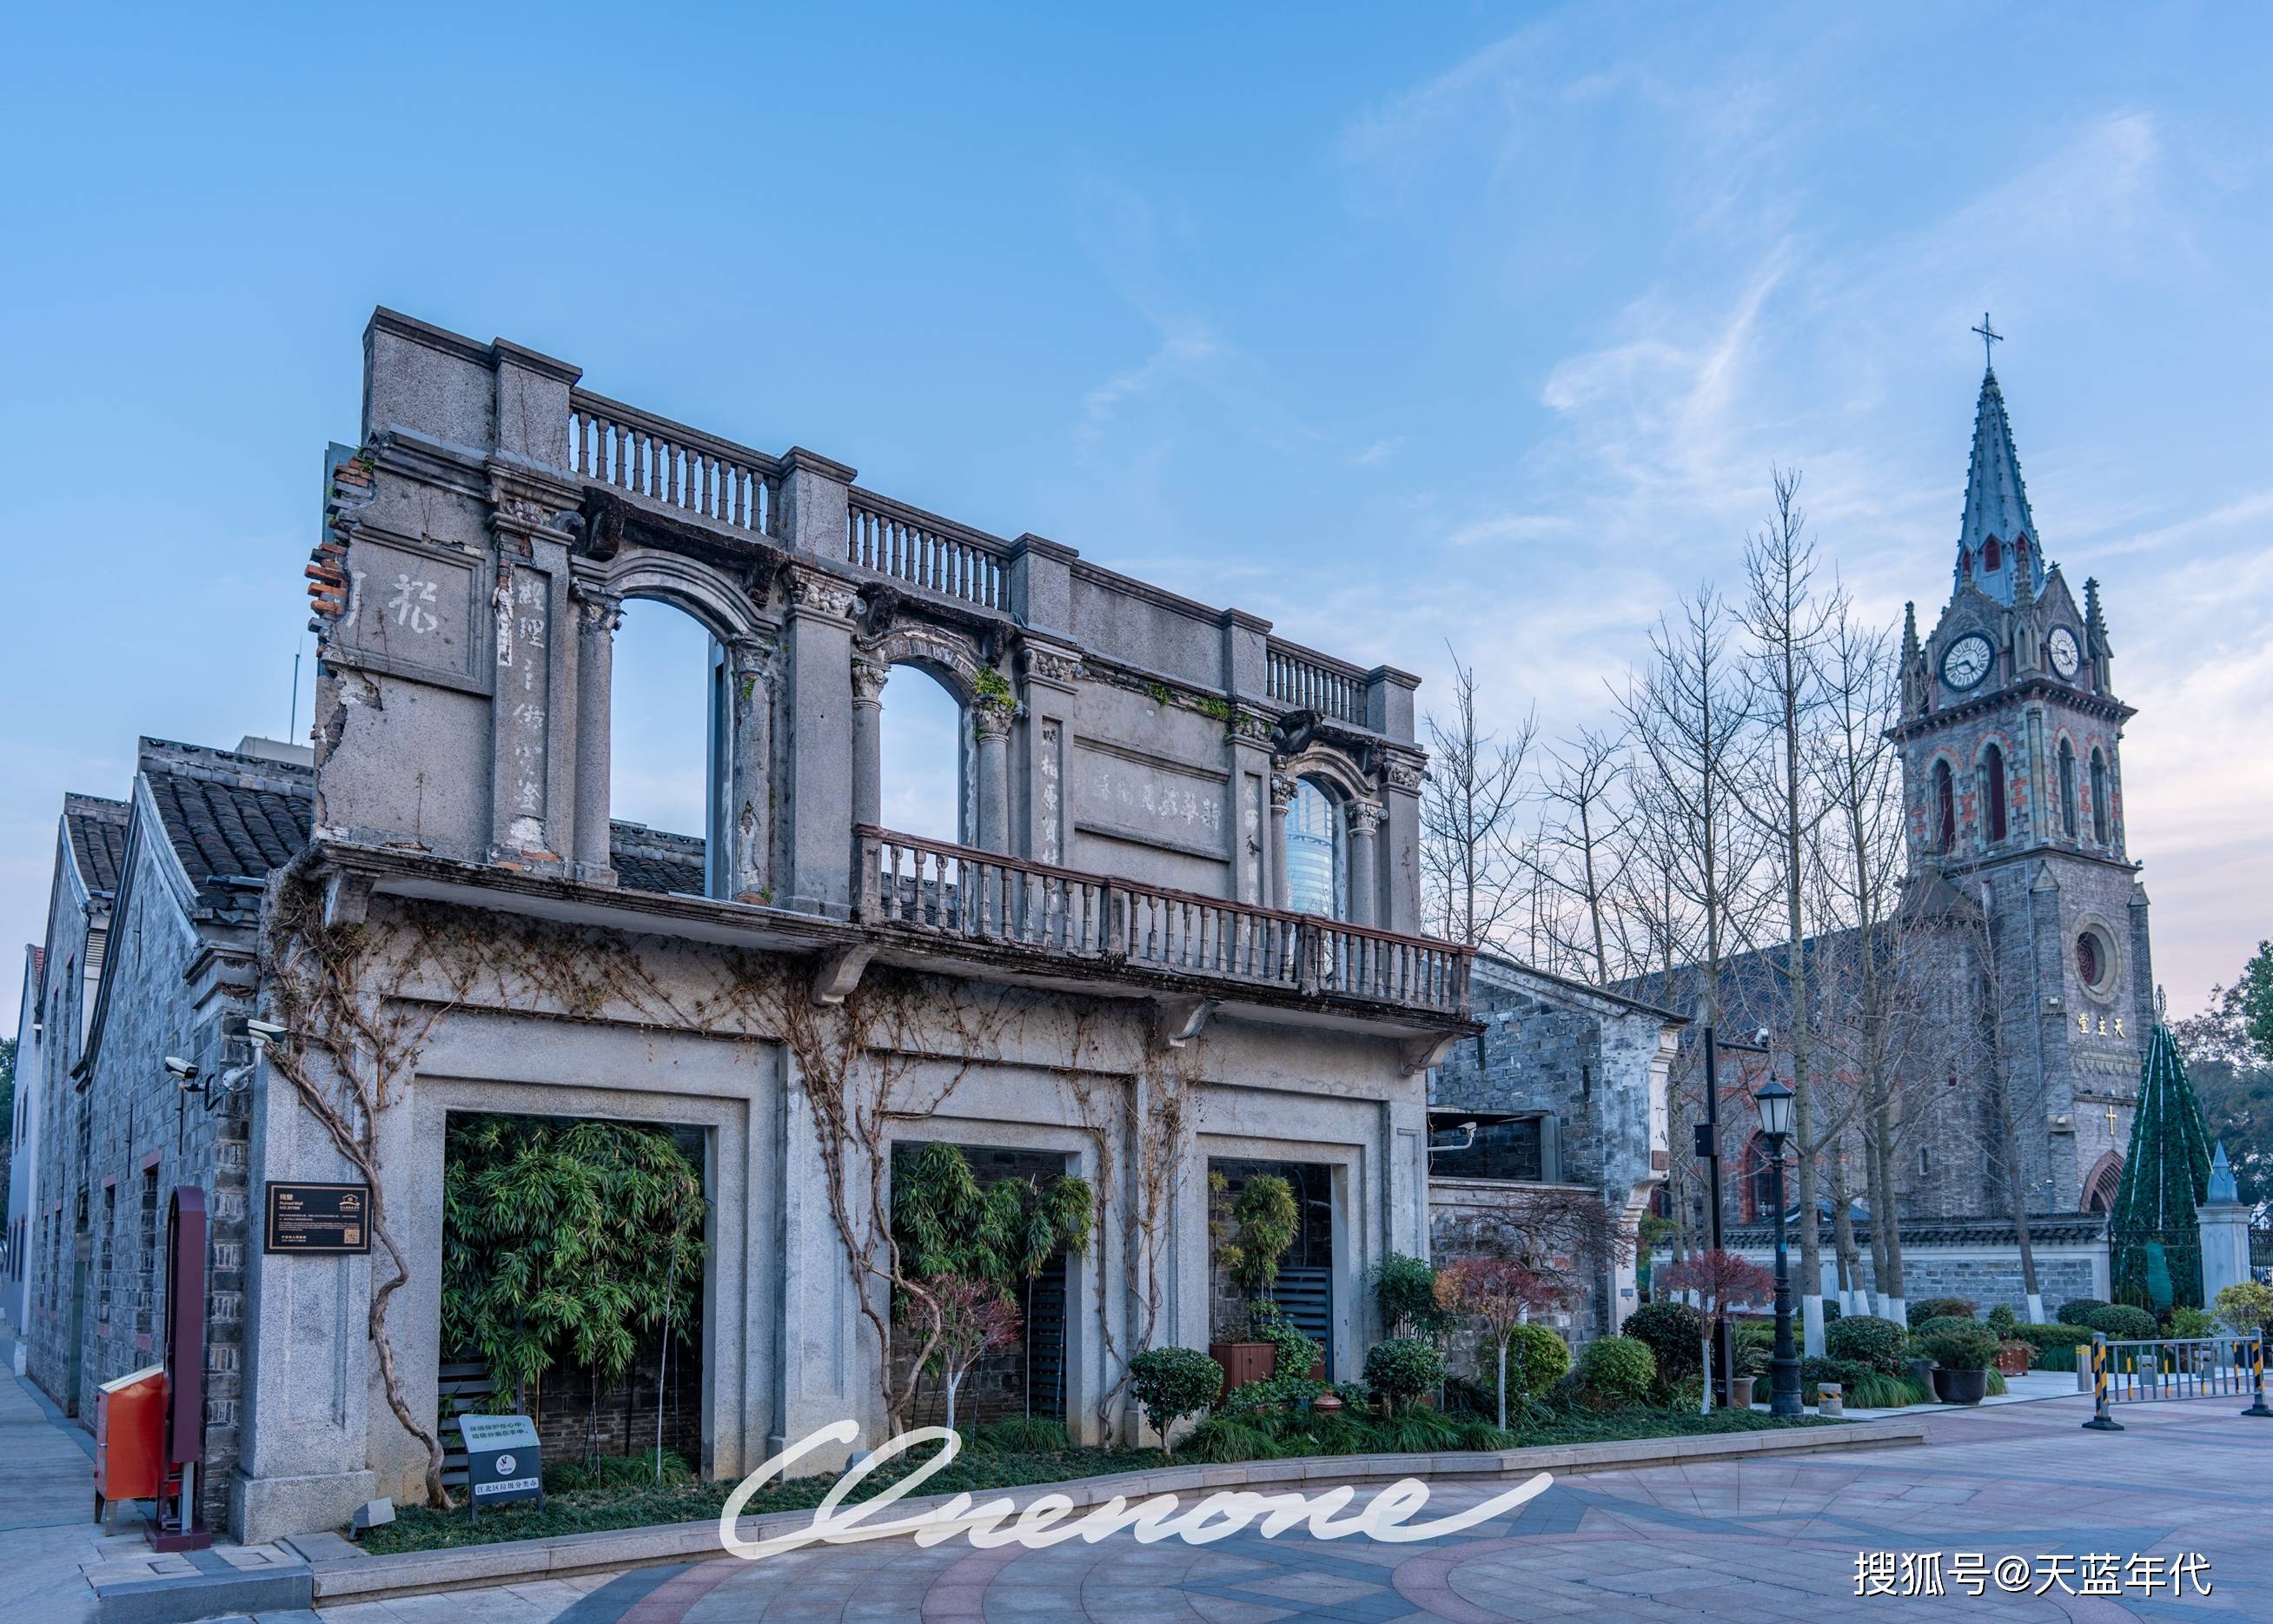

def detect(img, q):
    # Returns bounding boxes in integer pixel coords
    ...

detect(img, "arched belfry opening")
[609,597,729,896]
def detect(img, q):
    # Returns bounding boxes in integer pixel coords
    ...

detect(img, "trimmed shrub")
[2170,1306,2218,1339]
[1363,1336,1447,1416]
[1502,1322,1573,1407]
[1907,1296,1977,1329]
[2084,1304,2157,1342]
[1917,1315,1980,1343]
[1128,1348,1223,1456]
[2214,1282,2273,1336]
[1371,1253,1449,1340]
[1799,1356,1870,1402]
[2055,1297,2110,1327]
[1923,1322,2000,1371]
[1826,1314,1907,1375]
[1621,1300,1706,1390]
[1821,1299,1844,1325]
[1576,1336,1656,1404]
[1986,1304,2018,1337]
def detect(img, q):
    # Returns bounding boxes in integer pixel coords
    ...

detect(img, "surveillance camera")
[163,1057,202,1084]
[245,1019,288,1045]
[1754,1028,1771,1049]
[1460,1121,1478,1136]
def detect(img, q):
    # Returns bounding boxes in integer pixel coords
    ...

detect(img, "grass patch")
[359,1402,1841,1555]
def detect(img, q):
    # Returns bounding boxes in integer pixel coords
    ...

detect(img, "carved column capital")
[785,567,860,621]
[851,657,891,706]
[571,581,624,635]
[1020,641,1084,686]
[1348,800,1385,837]
[1269,772,1298,812]
[1381,753,1426,793]
[972,699,1016,742]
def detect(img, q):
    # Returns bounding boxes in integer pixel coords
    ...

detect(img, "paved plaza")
[307,1396,2270,1624]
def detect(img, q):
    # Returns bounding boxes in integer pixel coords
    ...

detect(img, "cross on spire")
[1971,312,2003,372]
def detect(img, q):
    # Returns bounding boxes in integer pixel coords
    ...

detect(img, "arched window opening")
[2014,536,2029,564]
[1932,760,1956,854]
[610,598,726,896]
[2083,1152,2123,1214]
[1285,777,1347,919]
[1982,744,2007,844]
[1983,536,2003,573]
[878,664,968,846]
[2058,740,2078,839]
[2089,750,2110,845]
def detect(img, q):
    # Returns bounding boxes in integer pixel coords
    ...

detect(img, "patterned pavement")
[316,1397,2270,1624]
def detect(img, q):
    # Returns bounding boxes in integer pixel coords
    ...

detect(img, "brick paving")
[308,1395,2270,1623]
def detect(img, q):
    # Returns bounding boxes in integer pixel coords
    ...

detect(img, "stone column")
[1269,772,1295,910]
[728,633,779,902]
[1348,801,1382,927]
[570,583,622,884]
[850,658,888,832]
[974,698,1014,852]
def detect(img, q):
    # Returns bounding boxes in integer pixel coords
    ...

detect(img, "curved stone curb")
[312,1417,1927,1602]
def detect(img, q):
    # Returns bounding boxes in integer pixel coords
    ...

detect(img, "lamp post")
[1753,1077,1802,1418]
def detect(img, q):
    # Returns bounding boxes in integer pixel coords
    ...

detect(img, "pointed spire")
[1899,601,1927,716]
[1954,344,2044,607]
[2110,1018,2217,1309]
[2209,1143,2239,1205]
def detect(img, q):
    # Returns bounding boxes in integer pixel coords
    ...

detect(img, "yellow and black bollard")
[2243,1335,2272,1420]
[2083,1333,2124,1432]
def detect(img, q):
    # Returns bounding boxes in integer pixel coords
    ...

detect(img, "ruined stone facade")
[17,308,1478,1541]
[1427,956,1680,1343]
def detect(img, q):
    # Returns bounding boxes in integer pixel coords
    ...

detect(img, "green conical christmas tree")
[2107,1007,2215,1311]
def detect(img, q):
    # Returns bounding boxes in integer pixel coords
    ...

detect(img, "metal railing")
[847,491,1006,611]
[1265,639,1368,725]
[2084,1331,2273,1430]
[856,825,1469,1016]
[568,389,782,535]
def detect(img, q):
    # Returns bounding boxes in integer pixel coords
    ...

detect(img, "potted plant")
[1924,1322,1999,1405]
[1208,1173,1298,1396]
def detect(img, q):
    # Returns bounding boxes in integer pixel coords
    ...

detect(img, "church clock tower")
[1891,321,2155,1217]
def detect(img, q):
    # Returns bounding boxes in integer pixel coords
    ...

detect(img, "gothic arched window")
[1285,777,1347,919]
[1982,744,2007,844]
[2090,749,2110,845]
[1983,536,2003,573]
[2058,739,2078,839]
[1933,760,1956,854]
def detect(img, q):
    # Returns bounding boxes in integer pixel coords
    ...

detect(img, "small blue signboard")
[457,1412,543,1521]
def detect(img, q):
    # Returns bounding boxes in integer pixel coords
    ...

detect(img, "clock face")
[1941,633,1993,692]
[2047,625,2081,679]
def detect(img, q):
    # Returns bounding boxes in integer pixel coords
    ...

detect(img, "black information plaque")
[263,1182,372,1255]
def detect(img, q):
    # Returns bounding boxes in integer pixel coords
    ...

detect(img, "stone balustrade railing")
[846,489,1006,611]
[1266,639,1368,725]
[858,826,1470,1017]
[568,389,783,535]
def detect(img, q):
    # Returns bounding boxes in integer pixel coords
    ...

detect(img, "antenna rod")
[289,646,302,741]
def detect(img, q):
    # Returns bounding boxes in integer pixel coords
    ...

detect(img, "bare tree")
[1619,586,1767,1388]
[1421,646,1538,949]
[1734,467,1841,1349]
[1529,726,1633,985]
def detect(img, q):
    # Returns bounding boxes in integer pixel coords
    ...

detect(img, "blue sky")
[3,3,2270,1029]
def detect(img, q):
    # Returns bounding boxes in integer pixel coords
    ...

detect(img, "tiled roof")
[63,794,130,895]
[610,822,706,895]
[138,739,313,889]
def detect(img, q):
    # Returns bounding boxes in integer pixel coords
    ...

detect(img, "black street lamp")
[1753,1077,1802,1418]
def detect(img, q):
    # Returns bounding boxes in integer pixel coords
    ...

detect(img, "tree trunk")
[1496,1340,1508,1430]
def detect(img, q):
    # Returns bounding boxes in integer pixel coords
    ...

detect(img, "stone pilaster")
[569,581,621,884]
[781,568,861,916]
[1017,643,1081,865]
[1379,753,1425,935]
